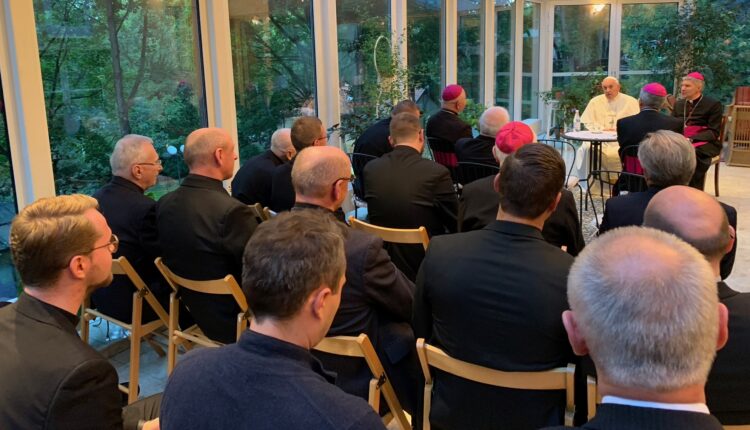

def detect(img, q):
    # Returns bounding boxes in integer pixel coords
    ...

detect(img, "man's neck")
[598,378,707,405]
[23,284,84,316]
[394,142,421,152]
[441,105,458,114]
[250,318,317,350]
[294,198,337,212]
[188,167,226,181]
[116,175,147,192]
[496,209,546,231]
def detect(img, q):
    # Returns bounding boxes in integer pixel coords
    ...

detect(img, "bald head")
[644,185,731,263]
[292,146,351,203]
[184,128,232,169]
[270,128,295,160]
[479,106,510,137]
[602,77,621,100]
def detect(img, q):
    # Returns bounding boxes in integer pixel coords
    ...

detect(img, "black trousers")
[123,393,161,430]
[689,143,721,190]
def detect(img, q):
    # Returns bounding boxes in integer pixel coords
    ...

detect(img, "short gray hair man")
[110,134,154,176]
[478,106,510,137]
[638,130,696,188]
[564,226,727,396]
[270,128,295,161]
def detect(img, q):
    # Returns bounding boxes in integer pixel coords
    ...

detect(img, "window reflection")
[495,0,515,116]
[408,0,442,119]
[458,0,482,102]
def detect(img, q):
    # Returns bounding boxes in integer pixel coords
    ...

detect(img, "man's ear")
[130,164,143,180]
[726,225,736,255]
[68,255,88,281]
[310,287,332,320]
[213,147,224,165]
[388,136,394,148]
[717,303,729,351]
[562,310,589,356]
[493,173,501,193]
[548,191,562,214]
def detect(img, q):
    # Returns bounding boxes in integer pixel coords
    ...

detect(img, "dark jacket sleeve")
[693,100,724,143]
[48,358,124,430]
[598,199,614,235]
[362,236,415,321]
[412,258,432,341]
[434,168,459,233]
[222,204,258,265]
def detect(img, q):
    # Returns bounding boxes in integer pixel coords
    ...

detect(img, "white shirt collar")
[602,395,710,414]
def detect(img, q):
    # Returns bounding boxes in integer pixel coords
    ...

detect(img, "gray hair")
[638,130,696,187]
[479,106,510,137]
[270,128,293,154]
[639,89,666,110]
[569,226,719,391]
[110,134,154,175]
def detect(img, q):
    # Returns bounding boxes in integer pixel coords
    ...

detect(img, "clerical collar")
[440,108,459,116]
[602,395,709,414]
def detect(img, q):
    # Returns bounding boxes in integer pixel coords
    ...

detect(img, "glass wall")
[620,2,679,97]
[0,73,19,302]
[552,4,611,89]
[457,0,482,103]
[34,0,206,198]
[229,0,316,160]
[495,0,515,114]
[407,0,442,117]
[522,1,540,119]
[337,0,391,147]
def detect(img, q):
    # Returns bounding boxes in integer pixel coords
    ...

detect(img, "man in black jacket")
[617,82,683,159]
[455,106,508,166]
[231,128,294,206]
[156,127,258,344]
[364,112,458,281]
[0,195,159,430]
[644,186,750,426]
[425,84,473,156]
[544,226,727,430]
[414,144,575,430]
[290,145,419,420]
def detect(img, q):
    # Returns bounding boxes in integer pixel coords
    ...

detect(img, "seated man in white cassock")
[581,76,640,173]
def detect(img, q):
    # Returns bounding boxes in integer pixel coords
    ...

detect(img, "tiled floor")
[86,160,750,400]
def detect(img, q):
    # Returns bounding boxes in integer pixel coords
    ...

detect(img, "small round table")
[562,131,618,182]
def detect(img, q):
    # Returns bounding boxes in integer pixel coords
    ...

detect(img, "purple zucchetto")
[441,84,465,102]
[642,83,667,97]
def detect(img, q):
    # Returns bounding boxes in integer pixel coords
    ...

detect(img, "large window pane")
[552,4,610,89]
[522,1,540,119]
[408,0,442,116]
[495,0,515,115]
[229,1,316,161]
[457,0,482,102]
[337,1,390,148]
[620,3,679,97]
[35,0,206,198]
[0,73,19,302]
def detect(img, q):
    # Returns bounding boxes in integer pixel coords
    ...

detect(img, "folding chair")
[80,256,168,404]
[247,202,271,223]
[154,257,250,374]
[725,426,750,429]
[589,170,647,229]
[349,217,430,251]
[315,334,411,430]
[709,114,728,197]
[455,161,499,186]
[416,338,576,429]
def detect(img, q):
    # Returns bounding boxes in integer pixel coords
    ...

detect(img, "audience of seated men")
[459,121,584,256]
[414,144,575,430]
[425,84,473,154]
[0,195,159,430]
[156,127,258,344]
[231,128,294,206]
[672,71,724,189]
[270,116,328,212]
[364,112,458,281]
[599,130,737,279]
[644,186,750,425]
[92,134,169,324]
[455,106,508,166]
[544,226,728,430]
[160,211,386,430]
[290,146,420,421]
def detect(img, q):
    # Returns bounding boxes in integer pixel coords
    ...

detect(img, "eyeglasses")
[135,159,163,166]
[314,135,328,145]
[89,234,119,254]
[332,173,356,186]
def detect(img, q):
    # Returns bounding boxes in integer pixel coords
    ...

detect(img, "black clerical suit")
[413,221,575,430]
[617,109,683,157]
[455,134,498,166]
[364,145,458,281]
[599,185,737,279]
[459,176,584,256]
[0,294,124,429]
[542,403,723,430]
[269,161,295,212]
[425,109,472,152]
[672,95,723,189]
[93,176,167,324]
[352,117,392,159]
[706,281,750,425]
[231,149,286,206]
[156,174,258,343]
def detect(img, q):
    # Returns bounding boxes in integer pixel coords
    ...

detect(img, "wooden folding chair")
[348,217,430,251]
[315,334,411,430]
[416,338,576,429]
[154,257,251,374]
[725,426,750,429]
[247,202,271,223]
[80,256,168,404]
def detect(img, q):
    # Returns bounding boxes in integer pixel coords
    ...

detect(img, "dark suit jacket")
[542,403,723,430]
[231,149,285,206]
[425,109,473,152]
[0,294,123,429]
[156,174,258,343]
[413,221,575,430]
[269,161,295,212]
[599,186,737,279]
[364,145,458,280]
[93,176,166,323]
[353,117,392,160]
[459,176,584,256]
[617,110,684,156]
[455,134,497,166]
[673,95,724,157]
[706,281,750,424]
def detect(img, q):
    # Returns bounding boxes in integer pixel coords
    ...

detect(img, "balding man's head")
[184,128,236,179]
[292,146,352,207]
[602,76,621,100]
[291,117,325,152]
[479,107,510,137]
[644,186,731,264]
[270,128,295,161]
[638,130,696,187]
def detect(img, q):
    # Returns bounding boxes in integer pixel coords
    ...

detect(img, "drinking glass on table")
[606,113,616,131]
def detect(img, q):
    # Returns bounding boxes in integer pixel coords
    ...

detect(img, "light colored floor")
[712,163,750,292]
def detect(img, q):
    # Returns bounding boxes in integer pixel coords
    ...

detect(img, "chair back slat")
[315,336,366,358]
[349,217,430,250]
[113,257,170,326]
[154,257,248,312]
[247,203,270,222]
[456,162,499,185]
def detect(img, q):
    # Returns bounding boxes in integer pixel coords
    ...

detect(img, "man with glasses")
[270,116,328,212]
[93,134,171,326]
[0,195,159,430]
